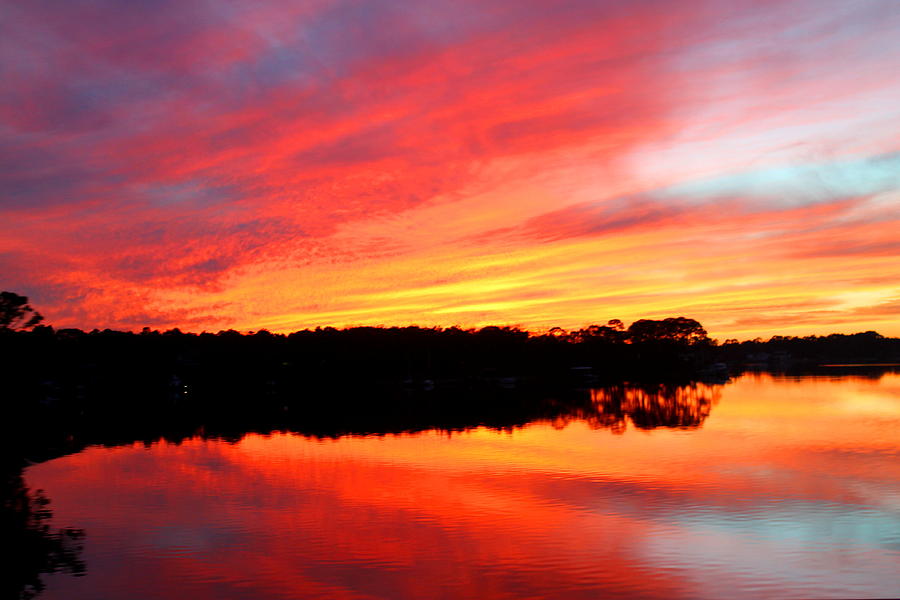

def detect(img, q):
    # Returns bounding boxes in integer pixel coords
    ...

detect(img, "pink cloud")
[1,0,898,336]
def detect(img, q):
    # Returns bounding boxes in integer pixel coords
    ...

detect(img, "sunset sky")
[2,0,899,339]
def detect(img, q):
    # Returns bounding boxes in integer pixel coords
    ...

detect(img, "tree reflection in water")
[4,379,722,597]
[552,382,720,433]
[1,471,85,599]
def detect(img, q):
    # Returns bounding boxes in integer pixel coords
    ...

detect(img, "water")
[22,372,900,598]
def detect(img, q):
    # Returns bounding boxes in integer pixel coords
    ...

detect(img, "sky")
[1,0,899,339]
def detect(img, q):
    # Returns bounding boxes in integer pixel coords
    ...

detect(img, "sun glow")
[1,1,898,338]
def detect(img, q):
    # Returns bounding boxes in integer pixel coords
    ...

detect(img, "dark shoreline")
[2,321,898,469]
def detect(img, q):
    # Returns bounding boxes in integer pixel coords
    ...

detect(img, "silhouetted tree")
[0,292,43,331]
[607,319,624,331]
[627,317,709,345]
[570,320,626,344]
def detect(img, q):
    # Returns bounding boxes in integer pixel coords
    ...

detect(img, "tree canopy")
[0,291,43,331]
[626,317,709,345]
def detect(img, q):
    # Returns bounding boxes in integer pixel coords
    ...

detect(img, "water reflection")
[586,382,719,432]
[6,379,719,598]
[13,379,727,458]
[19,372,900,599]
[1,471,84,599]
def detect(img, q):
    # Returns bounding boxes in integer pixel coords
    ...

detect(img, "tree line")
[2,291,899,407]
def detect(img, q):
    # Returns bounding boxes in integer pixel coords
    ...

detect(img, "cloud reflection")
[25,373,900,598]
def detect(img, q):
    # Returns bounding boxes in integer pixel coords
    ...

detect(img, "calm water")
[25,372,900,599]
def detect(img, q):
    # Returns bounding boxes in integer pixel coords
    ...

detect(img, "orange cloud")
[1,1,898,338]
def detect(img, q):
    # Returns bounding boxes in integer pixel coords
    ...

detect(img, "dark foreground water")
[24,372,900,599]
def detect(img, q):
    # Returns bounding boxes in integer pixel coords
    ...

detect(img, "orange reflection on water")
[29,373,900,599]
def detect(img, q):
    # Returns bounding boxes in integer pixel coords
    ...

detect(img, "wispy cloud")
[1,0,898,336]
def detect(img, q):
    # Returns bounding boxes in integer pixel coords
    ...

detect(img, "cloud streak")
[1,0,898,337]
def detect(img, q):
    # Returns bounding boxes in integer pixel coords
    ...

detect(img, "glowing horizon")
[2,0,898,339]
